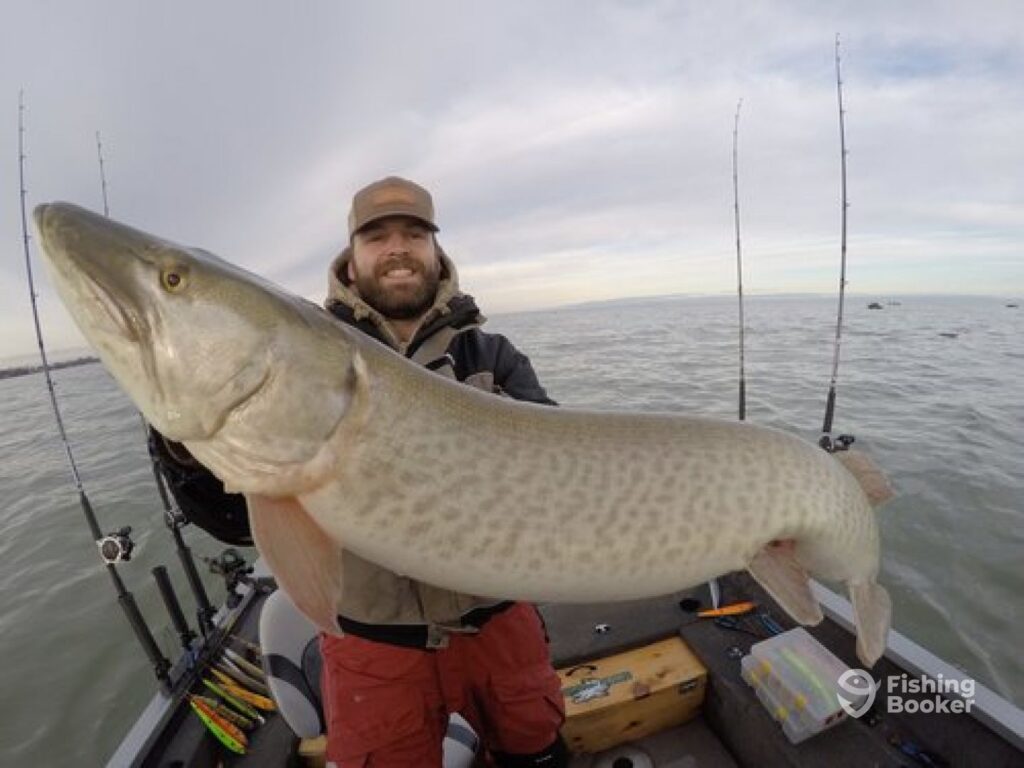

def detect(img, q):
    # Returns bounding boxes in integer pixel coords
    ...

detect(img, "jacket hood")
[325,242,477,351]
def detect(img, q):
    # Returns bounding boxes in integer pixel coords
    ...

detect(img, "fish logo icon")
[837,669,877,718]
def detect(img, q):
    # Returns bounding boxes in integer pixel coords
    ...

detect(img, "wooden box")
[557,636,707,754]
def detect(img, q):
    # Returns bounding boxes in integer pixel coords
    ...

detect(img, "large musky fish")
[34,202,892,666]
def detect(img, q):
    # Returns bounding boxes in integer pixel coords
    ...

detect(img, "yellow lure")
[210,669,277,711]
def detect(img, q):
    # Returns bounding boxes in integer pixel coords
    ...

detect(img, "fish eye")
[161,269,186,292]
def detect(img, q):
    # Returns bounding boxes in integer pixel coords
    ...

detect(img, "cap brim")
[354,208,439,234]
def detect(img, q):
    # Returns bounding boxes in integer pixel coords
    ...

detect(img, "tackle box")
[740,627,867,744]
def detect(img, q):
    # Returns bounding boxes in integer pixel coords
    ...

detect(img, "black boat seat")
[258,589,479,766]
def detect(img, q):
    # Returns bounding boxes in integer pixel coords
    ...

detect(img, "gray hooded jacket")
[323,244,555,647]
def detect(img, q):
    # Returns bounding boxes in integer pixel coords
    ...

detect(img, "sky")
[1,1,1021,359]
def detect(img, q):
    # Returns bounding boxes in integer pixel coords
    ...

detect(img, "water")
[1,294,1021,766]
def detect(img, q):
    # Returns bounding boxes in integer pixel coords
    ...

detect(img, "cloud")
[1,1,1022,358]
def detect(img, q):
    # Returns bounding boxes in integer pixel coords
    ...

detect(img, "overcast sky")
[1,1,1021,359]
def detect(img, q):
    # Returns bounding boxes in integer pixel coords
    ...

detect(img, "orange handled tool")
[697,601,756,618]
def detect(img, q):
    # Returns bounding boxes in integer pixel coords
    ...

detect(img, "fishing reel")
[819,433,855,453]
[205,548,255,607]
[98,526,136,564]
[206,547,249,578]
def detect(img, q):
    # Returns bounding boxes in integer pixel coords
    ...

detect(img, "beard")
[351,255,442,320]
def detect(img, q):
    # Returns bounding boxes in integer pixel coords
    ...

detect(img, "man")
[153,177,568,768]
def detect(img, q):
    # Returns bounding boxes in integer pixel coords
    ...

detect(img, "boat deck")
[122,570,1022,767]
[542,572,1021,767]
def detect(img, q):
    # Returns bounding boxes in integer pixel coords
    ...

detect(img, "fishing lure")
[222,682,277,712]
[193,695,255,730]
[215,659,270,694]
[190,697,247,754]
[228,633,264,658]
[211,668,277,711]
[778,647,834,713]
[203,678,265,724]
[223,646,268,681]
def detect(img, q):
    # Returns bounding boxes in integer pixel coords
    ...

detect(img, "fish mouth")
[35,203,145,342]
[77,268,141,342]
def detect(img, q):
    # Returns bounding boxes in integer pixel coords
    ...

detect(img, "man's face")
[348,216,441,320]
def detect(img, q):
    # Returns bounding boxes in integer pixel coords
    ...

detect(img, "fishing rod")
[18,91,172,688]
[819,35,854,454]
[93,128,217,637]
[95,131,110,217]
[732,97,747,422]
[708,97,749,614]
[153,465,218,637]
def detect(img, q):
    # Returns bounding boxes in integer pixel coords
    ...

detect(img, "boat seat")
[258,587,325,738]
[258,589,479,766]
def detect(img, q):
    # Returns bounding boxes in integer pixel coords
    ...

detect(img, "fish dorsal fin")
[747,542,824,625]
[246,494,343,635]
[835,449,895,508]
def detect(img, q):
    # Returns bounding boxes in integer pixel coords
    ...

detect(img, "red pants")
[320,602,565,767]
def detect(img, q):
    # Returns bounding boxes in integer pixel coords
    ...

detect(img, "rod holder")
[153,565,196,652]
[117,586,171,689]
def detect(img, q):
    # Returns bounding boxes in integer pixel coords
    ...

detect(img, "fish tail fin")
[849,580,891,668]
[747,542,824,625]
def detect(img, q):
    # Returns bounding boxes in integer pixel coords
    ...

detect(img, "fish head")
[34,202,278,441]
[33,203,362,496]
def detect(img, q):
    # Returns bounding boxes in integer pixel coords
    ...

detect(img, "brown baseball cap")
[348,176,439,237]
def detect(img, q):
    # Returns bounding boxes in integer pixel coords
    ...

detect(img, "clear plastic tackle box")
[740,626,869,744]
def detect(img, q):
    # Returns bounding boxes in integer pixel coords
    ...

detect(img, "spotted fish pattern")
[34,202,892,666]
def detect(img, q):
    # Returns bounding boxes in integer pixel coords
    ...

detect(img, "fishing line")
[18,91,172,686]
[819,35,853,454]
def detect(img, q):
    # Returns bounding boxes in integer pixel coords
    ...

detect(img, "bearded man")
[153,177,568,768]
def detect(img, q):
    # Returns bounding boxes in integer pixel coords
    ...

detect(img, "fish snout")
[32,203,65,253]
[32,203,49,232]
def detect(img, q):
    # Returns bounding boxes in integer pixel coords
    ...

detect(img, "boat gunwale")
[811,579,1024,751]
[105,581,263,767]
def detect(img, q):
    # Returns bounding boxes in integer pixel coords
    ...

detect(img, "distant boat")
[867,302,883,310]
[1007,303,1019,309]
[939,332,959,339]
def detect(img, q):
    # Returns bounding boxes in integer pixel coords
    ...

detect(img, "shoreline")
[0,356,99,380]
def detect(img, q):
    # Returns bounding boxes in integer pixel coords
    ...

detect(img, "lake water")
[0,293,1021,766]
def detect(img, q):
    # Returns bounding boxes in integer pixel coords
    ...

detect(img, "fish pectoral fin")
[835,449,895,508]
[849,580,892,668]
[747,541,824,625]
[246,493,343,635]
